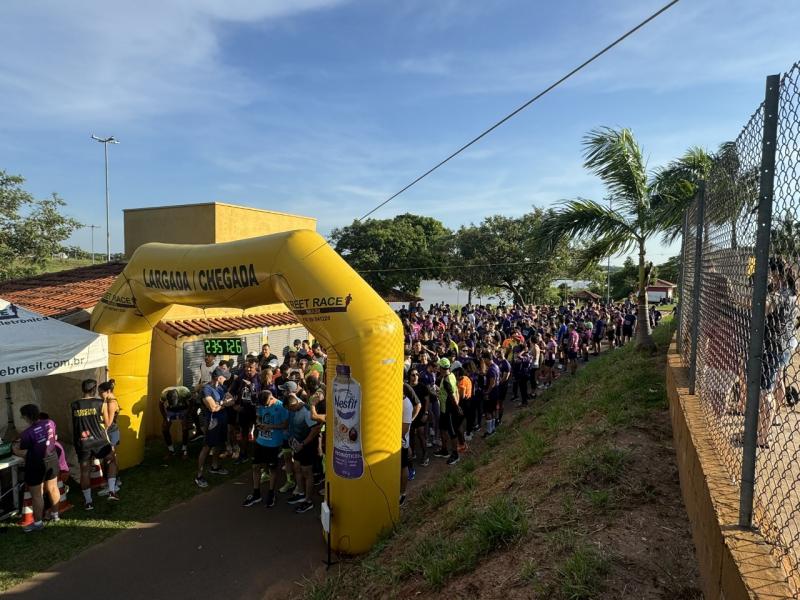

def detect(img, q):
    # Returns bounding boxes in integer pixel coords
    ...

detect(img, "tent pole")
[4,382,12,439]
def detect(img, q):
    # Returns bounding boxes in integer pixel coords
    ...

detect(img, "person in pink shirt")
[567,323,580,376]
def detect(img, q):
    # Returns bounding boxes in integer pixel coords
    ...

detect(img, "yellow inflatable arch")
[90,229,403,553]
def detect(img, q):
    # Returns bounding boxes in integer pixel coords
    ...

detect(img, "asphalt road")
[4,473,328,600]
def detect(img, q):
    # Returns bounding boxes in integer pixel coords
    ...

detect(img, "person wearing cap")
[195,367,236,488]
[279,379,300,398]
[243,389,288,508]
[284,393,322,514]
[433,358,462,466]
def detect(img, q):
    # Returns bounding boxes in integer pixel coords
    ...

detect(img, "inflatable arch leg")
[91,230,403,554]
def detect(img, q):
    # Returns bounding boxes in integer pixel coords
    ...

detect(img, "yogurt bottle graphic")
[332,364,363,479]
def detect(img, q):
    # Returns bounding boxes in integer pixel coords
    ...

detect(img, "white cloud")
[0,0,346,125]
[389,0,800,99]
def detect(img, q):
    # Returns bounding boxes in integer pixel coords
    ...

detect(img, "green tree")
[608,257,638,301]
[449,209,567,305]
[656,255,680,285]
[0,170,82,281]
[331,213,452,294]
[539,127,685,349]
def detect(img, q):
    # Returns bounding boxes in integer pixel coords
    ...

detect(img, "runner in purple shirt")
[13,404,62,532]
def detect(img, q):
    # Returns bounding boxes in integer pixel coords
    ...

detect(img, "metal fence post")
[688,182,706,395]
[676,210,689,351]
[739,74,780,528]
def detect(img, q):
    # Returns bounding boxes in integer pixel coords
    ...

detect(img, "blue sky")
[1,0,799,265]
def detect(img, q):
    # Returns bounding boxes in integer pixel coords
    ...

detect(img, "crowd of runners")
[11,296,662,530]
[177,297,657,510]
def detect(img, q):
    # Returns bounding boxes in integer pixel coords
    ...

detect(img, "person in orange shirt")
[452,361,472,447]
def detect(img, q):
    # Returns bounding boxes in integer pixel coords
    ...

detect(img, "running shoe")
[287,493,307,505]
[446,454,460,466]
[208,466,230,476]
[421,457,430,467]
[85,502,95,511]
[242,493,262,507]
[294,501,314,514]
[107,491,120,502]
[194,475,209,488]
[399,494,407,506]
[278,480,295,494]
[233,456,250,465]
[407,467,416,481]
[23,522,44,533]
[432,450,449,458]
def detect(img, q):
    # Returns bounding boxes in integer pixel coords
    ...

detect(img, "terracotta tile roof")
[0,262,126,317]
[0,263,301,335]
[156,312,300,338]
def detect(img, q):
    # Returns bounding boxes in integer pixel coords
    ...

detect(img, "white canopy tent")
[1,299,108,441]
[0,299,107,384]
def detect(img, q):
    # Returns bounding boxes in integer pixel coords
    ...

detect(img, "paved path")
[4,474,328,600]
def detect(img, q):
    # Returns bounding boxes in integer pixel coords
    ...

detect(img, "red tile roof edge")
[156,311,300,338]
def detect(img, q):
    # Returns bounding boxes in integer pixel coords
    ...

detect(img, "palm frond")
[537,198,638,254]
[582,127,648,210]
[571,231,637,273]
[649,146,713,242]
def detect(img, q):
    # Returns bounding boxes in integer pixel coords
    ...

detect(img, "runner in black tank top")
[71,397,109,453]
[72,379,120,509]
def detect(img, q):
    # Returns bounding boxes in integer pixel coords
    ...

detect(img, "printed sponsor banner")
[332,364,363,479]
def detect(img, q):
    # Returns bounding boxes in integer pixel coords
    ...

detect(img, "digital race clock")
[203,338,243,355]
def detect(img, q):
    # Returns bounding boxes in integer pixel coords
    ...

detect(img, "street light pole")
[86,224,100,264]
[91,135,119,262]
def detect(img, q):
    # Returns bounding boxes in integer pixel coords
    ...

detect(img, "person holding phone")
[195,368,235,488]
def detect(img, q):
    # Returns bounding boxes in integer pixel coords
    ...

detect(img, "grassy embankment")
[301,318,701,600]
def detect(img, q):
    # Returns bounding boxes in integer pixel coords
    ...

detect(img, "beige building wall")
[123,201,317,259]
[213,203,316,243]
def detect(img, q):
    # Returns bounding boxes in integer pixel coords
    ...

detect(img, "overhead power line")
[305,0,681,259]
[355,0,680,222]
[356,260,539,273]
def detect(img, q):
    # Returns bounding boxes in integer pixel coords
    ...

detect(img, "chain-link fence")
[678,62,800,590]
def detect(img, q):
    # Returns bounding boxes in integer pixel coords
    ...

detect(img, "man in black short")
[72,379,119,509]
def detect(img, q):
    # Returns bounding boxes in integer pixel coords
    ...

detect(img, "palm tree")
[540,127,677,349]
